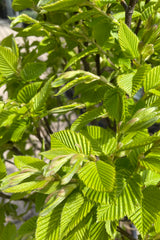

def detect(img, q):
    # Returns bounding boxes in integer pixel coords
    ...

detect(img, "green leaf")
[118,21,139,59]
[17,82,42,103]
[62,200,94,238]
[141,153,160,173]
[81,126,117,156]
[0,159,7,180]
[52,70,86,88]
[48,103,85,114]
[4,180,48,193]
[17,216,38,240]
[51,130,92,155]
[71,106,107,131]
[1,171,37,190]
[41,0,86,12]
[104,86,123,122]
[61,156,83,185]
[79,160,115,192]
[10,119,28,142]
[117,72,134,96]
[62,9,97,27]
[40,184,77,216]
[10,14,38,28]
[12,0,34,11]
[21,62,46,81]
[65,45,98,71]
[55,75,99,96]
[60,192,84,237]
[30,79,52,113]
[92,16,112,47]
[83,187,110,204]
[14,156,45,171]
[90,222,108,240]
[121,107,160,133]
[0,46,18,77]
[144,66,160,92]
[42,155,73,176]
[120,134,160,151]
[132,65,151,96]
[130,186,160,237]
[1,223,17,240]
[36,203,63,240]
[141,170,160,186]
[97,174,141,221]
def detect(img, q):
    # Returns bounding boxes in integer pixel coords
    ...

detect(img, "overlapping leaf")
[130,186,160,237]
[51,130,92,155]
[79,160,115,192]
[97,174,141,221]
[81,125,117,156]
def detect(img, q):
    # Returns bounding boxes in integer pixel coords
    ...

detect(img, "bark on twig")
[121,0,139,28]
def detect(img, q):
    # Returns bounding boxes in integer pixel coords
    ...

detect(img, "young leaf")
[48,103,85,114]
[71,106,107,132]
[81,125,117,156]
[0,46,18,77]
[64,45,98,71]
[104,86,123,123]
[51,130,92,155]
[10,14,38,27]
[29,78,52,113]
[118,21,139,59]
[97,174,141,221]
[40,184,77,216]
[55,75,98,96]
[117,72,134,96]
[130,186,160,237]
[17,82,42,103]
[61,156,83,185]
[14,156,45,171]
[140,153,160,173]
[3,180,48,193]
[21,62,46,81]
[79,160,115,192]
[41,0,86,12]
[60,192,84,237]
[0,158,7,180]
[36,203,63,240]
[143,66,160,92]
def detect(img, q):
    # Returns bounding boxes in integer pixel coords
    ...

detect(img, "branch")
[121,0,128,11]
[122,0,138,28]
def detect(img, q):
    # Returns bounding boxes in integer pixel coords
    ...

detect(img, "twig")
[126,0,139,27]
[121,0,128,11]
[117,226,137,240]
[95,54,101,76]
[78,46,90,71]
[135,19,141,34]
[43,117,53,134]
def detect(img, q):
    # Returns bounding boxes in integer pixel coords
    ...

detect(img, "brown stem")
[121,0,138,27]
[95,54,101,76]
[117,226,137,240]
[125,0,139,27]
[121,0,128,11]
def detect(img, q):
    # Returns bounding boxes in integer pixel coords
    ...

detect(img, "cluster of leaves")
[1,0,160,239]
